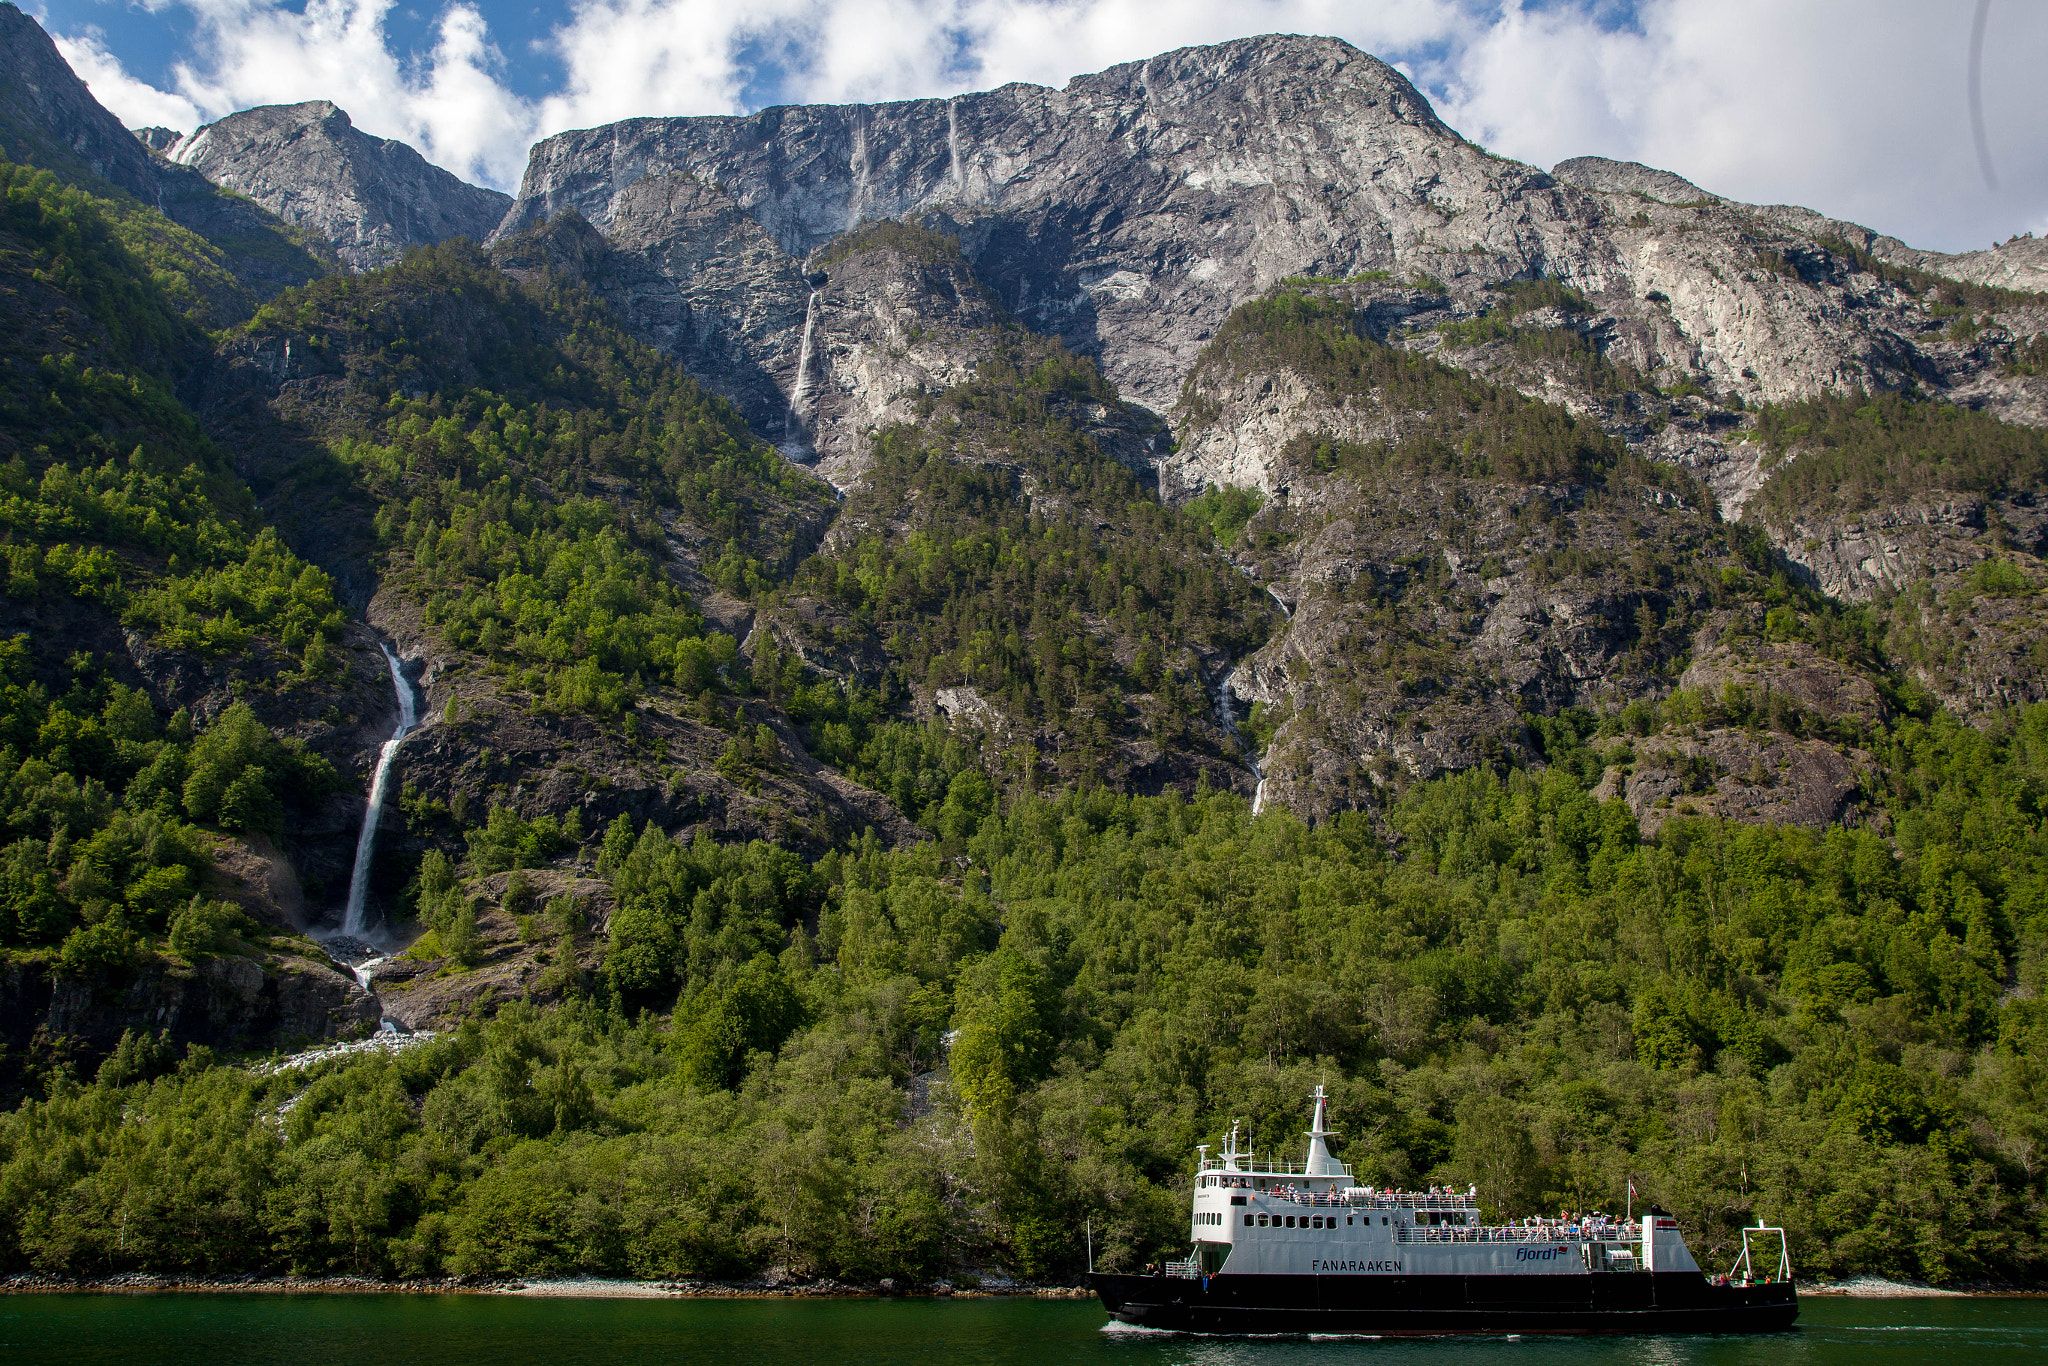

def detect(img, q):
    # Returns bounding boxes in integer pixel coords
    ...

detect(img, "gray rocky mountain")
[13,5,2048,838]
[169,101,513,271]
[1551,155,1711,205]
[490,34,2045,506]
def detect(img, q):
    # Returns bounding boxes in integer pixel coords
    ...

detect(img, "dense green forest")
[230,236,834,718]
[3,703,2045,1282]
[775,334,1272,791]
[0,156,360,962]
[1746,389,2048,523]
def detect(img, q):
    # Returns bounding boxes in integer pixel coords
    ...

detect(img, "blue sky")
[32,0,2048,254]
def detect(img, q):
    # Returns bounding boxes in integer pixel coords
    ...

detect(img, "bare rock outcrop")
[1597,731,1876,839]
[0,945,379,1064]
[1551,156,1711,205]
[169,101,512,271]
[487,34,2046,458]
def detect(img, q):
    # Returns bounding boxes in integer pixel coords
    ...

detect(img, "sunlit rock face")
[171,101,512,272]
[492,34,2043,480]
[495,35,1613,432]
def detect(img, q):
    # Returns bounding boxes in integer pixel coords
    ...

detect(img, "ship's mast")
[1304,1083,1343,1177]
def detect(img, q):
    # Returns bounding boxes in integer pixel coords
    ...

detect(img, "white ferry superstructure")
[1090,1086,1797,1335]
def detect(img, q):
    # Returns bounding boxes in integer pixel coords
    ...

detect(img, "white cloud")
[42,0,2048,251]
[1434,0,2048,252]
[52,26,203,131]
[534,0,764,132]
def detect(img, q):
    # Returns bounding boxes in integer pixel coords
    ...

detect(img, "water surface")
[1,1291,2040,1365]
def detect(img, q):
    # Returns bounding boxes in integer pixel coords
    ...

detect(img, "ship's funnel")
[1304,1084,1343,1176]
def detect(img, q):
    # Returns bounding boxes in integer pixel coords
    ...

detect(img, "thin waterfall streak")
[342,645,417,939]
[847,114,870,231]
[1216,664,1266,815]
[783,290,821,451]
[947,98,962,187]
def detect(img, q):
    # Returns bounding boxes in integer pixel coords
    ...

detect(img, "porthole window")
[1246,1214,1255,1227]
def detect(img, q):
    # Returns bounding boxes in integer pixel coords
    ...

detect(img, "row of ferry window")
[1247,1214,1382,1229]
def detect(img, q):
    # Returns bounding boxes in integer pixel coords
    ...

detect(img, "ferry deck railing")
[1201,1172,1477,1212]
[1394,1224,1637,1245]
[1197,1157,1354,1179]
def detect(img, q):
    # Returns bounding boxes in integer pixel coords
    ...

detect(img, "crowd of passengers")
[1209,1175,1637,1240]
[1405,1211,1632,1241]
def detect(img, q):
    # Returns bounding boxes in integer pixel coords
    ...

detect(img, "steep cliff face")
[491,35,2045,479]
[169,101,513,271]
[499,36,1586,420]
[789,224,1013,485]
[0,942,378,1090]
[1164,284,1912,832]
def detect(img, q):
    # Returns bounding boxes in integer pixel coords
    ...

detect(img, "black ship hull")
[1092,1271,1797,1336]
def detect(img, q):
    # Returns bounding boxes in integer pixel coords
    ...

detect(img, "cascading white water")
[782,290,821,452]
[342,645,417,939]
[847,115,870,231]
[1268,585,1292,618]
[1216,664,1267,816]
[947,97,963,188]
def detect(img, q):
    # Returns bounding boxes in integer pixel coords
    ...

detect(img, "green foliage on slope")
[240,239,835,716]
[1181,290,1630,484]
[5,701,2047,1282]
[1815,234,2048,315]
[787,337,1270,784]
[0,644,335,956]
[1745,389,2048,522]
[0,157,349,671]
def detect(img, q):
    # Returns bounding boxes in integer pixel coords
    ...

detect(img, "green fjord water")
[0,1294,2041,1366]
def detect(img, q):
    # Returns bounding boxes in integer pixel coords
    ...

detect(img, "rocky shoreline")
[7,1270,2040,1298]
[0,1271,1096,1298]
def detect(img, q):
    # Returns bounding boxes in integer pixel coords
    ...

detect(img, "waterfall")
[1216,664,1267,816]
[947,97,963,188]
[782,290,821,453]
[1268,585,1292,618]
[847,114,870,231]
[341,644,417,939]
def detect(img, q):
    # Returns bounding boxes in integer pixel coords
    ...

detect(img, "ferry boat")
[1091,1087,1797,1335]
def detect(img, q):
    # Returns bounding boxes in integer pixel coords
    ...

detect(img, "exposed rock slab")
[170,101,511,271]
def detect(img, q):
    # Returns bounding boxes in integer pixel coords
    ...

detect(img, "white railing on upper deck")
[1163,1257,1202,1279]
[1395,1224,1637,1245]
[1198,1157,1353,1178]
[1348,1191,1477,1211]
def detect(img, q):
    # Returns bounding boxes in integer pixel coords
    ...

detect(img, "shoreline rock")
[0,1271,1098,1299]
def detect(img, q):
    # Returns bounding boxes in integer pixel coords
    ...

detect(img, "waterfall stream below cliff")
[782,290,821,455]
[1215,664,1266,816]
[340,644,417,942]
